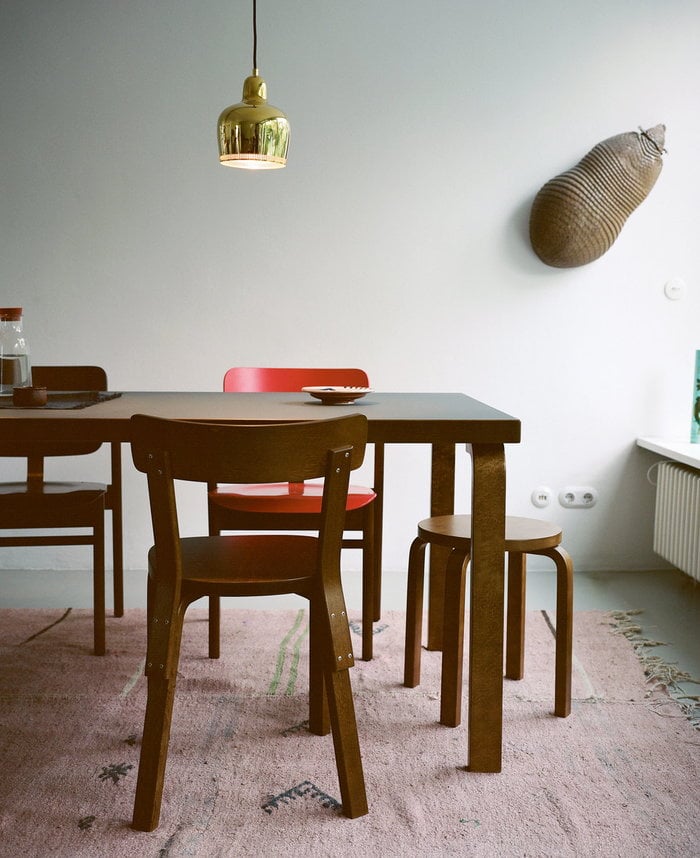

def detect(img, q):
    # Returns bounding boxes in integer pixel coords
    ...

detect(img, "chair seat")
[0,483,107,525]
[417,514,563,553]
[209,482,376,513]
[0,481,107,499]
[153,534,319,597]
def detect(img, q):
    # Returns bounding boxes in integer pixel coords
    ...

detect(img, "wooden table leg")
[426,442,455,651]
[466,442,506,772]
[110,441,124,618]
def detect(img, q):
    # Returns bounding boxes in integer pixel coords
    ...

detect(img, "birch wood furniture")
[0,365,123,655]
[129,413,369,829]
[0,389,520,773]
[208,368,378,660]
[404,515,573,725]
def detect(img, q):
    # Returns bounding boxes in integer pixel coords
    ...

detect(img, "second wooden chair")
[0,365,123,655]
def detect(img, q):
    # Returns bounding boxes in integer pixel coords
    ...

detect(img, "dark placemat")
[0,391,122,410]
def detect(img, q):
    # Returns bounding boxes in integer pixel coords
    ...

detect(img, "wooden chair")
[207,367,380,660]
[0,365,124,655]
[404,514,573,726]
[129,412,369,831]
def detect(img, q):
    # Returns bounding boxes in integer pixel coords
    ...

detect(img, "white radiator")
[654,462,700,582]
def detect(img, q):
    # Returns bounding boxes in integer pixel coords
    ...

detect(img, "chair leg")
[440,549,469,728]
[325,668,368,818]
[547,546,574,717]
[308,600,330,736]
[145,574,155,652]
[206,508,221,659]
[208,596,220,659]
[112,529,124,618]
[371,442,384,623]
[505,551,526,680]
[404,537,427,687]
[92,512,106,656]
[372,553,381,623]
[131,673,179,831]
[361,504,375,661]
[131,609,185,831]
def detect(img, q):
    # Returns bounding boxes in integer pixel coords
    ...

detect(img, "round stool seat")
[417,514,563,553]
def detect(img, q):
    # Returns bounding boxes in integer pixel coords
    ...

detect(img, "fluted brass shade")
[217,69,289,169]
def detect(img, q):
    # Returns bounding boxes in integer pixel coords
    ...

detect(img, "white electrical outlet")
[558,486,598,508]
[531,486,553,508]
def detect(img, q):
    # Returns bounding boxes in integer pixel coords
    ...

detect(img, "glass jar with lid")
[0,307,31,395]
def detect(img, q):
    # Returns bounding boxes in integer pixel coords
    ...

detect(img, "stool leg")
[440,549,469,728]
[505,551,526,680]
[404,537,427,687]
[548,545,573,717]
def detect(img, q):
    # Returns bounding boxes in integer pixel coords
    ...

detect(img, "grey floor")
[1,564,698,692]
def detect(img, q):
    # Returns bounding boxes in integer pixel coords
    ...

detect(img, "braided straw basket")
[529,124,666,268]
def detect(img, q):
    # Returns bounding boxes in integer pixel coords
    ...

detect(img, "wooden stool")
[404,515,573,727]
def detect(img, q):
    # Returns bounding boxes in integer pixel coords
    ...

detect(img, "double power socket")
[531,486,598,509]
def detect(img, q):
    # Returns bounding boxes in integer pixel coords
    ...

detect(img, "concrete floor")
[1,564,698,691]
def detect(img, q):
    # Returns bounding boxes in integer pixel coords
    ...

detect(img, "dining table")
[1,389,521,773]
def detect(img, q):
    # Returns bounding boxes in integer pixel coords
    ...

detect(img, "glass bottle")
[0,307,31,395]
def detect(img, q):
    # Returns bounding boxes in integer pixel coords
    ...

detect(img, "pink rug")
[0,608,697,857]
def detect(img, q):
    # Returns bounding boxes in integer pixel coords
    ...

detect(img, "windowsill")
[637,436,700,469]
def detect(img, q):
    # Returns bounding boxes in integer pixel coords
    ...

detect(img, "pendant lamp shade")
[217,1,289,170]
[217,70,289,169]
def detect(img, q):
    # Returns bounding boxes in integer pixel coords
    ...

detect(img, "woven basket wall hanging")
[529,124,666,268]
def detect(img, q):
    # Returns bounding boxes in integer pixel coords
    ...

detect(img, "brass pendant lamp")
[217,0,290,170]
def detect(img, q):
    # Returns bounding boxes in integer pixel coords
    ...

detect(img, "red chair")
[207,368,379,660]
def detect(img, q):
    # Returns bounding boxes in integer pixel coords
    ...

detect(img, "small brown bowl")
[13,385,48,407]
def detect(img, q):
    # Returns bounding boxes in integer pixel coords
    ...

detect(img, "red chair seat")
[209,482,376,514]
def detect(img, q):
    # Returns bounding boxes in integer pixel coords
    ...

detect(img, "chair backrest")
[223,367,370,393]
[32,365,107,394]
[131,413,368,576]
[0,365,107,464]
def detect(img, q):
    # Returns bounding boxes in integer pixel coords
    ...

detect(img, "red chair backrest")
[223,367,369,393]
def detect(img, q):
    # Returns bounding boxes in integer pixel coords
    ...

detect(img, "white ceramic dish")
[301,386,372,405]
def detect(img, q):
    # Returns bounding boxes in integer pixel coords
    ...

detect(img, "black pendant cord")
[252,0,258,69]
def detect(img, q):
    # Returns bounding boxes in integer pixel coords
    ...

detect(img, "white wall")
[1,0,698,576]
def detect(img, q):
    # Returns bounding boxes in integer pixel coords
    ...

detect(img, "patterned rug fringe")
[606,609,700,728]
